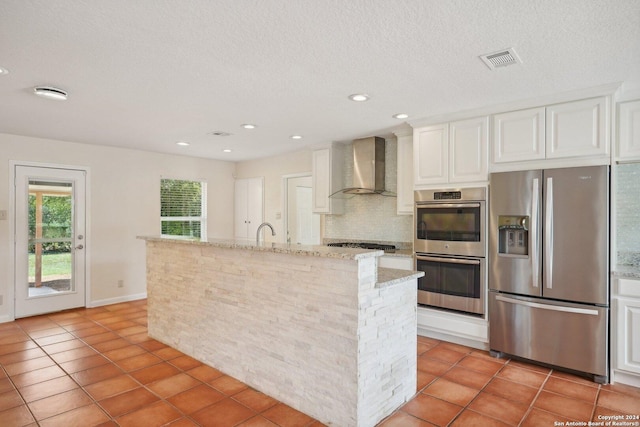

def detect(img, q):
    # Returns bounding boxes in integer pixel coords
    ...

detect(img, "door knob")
[75,244,84,250]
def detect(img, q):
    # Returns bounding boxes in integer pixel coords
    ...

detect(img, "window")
[160,178,207,238]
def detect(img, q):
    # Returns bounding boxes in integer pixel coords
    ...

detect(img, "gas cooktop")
[326,242,396,253]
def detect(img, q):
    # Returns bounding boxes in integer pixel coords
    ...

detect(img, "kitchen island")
[139,236,423,427]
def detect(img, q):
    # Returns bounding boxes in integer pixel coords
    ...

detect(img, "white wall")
[235,149,313,243]
[0,133,236,321]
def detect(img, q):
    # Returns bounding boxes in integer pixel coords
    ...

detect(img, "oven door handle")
[416,255,481,265]
[415,202,481,209]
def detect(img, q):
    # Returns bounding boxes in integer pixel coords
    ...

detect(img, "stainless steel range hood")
[330,136,396,197]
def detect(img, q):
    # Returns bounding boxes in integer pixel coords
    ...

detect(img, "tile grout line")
[18,313,121,426]
[448,352,516,426]
[68,310,202,425]
[591,384,602,422]
[0,352,40,427]
[516,365,553,427]
[51,308,278,426]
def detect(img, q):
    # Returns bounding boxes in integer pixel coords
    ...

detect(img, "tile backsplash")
[616,162,640,266]
[324,139,413,244]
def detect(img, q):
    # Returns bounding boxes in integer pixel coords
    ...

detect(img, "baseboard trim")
[0,314,14,324]
[418,327,489,351]
[89,293,147,308]
[611,369,640,388]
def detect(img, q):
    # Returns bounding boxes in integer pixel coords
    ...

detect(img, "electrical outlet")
[0,210,7,220]
[117,280,124,288]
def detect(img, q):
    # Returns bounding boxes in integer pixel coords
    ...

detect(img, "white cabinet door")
[312,145,343,214]
[618,99,640,160]
[312,149,331,213]
[413,123,448,185]
[546,97,609,159]
[449,116,489,183]
[234,177,263,239]
[396,133,414,214]
[617,297,640,375]
[492,107,545,163]
[614,278,640,377]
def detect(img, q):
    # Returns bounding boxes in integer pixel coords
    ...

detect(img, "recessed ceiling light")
[393,113,409,119]
[33,86,68,101]
[222,149,232,153]
[290,135,303,140]
[176,141,190,146]
[349,94,369,102]
[241,124,257,129]
[0,67,9,75]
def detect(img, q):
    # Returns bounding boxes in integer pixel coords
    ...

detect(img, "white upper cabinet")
[413,123,448,185]
[492,96,610,169]
[395,132,414,215]
[546,97,609,159]
[312,143,344,214]
[449,116,489,183]
[234,177,264,240]
[493,107,545,163]
[414,117,488,187]
[618,99,640,161]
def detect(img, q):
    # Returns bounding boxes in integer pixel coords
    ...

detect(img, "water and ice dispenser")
[497,216,529,256]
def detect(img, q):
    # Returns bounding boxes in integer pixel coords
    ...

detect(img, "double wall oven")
[414,187,486,315]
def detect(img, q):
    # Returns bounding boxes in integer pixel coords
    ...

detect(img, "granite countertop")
[139,236,424,286]
[377,267,424,288]
[138,235,383,260]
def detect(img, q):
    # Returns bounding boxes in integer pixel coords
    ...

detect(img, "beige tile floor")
[0,300,638,426]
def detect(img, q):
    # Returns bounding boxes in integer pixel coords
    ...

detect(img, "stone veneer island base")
[141,237,423,427]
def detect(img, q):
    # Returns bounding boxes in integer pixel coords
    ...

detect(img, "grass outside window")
[28,252,72,278]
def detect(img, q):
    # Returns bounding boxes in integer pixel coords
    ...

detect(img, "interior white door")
[295,186,314,245]
[14,165,87,318]
[285,175,320,245]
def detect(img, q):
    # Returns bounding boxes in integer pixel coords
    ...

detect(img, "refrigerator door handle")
[545,177,554,289]
[495,295,600,316]
[531,178,540,288]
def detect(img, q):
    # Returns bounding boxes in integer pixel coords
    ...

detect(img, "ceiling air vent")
[480,48,521,70]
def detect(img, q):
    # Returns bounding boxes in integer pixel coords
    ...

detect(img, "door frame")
[8,160,91,321]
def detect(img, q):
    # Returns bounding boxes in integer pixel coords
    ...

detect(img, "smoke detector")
[480,48,521,70]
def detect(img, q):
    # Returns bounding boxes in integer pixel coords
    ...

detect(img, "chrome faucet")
[256,222,276,244]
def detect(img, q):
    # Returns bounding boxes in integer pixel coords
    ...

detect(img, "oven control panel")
[433,191,462,200]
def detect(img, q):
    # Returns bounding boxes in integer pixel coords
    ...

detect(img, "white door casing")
[14,165,87,318]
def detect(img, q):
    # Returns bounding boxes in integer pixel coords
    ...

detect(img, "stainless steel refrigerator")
[488,166,609,383]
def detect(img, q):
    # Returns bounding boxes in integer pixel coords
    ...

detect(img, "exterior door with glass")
[14,165,87,318]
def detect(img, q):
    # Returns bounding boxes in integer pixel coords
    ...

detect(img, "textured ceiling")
[1,0,639,161]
